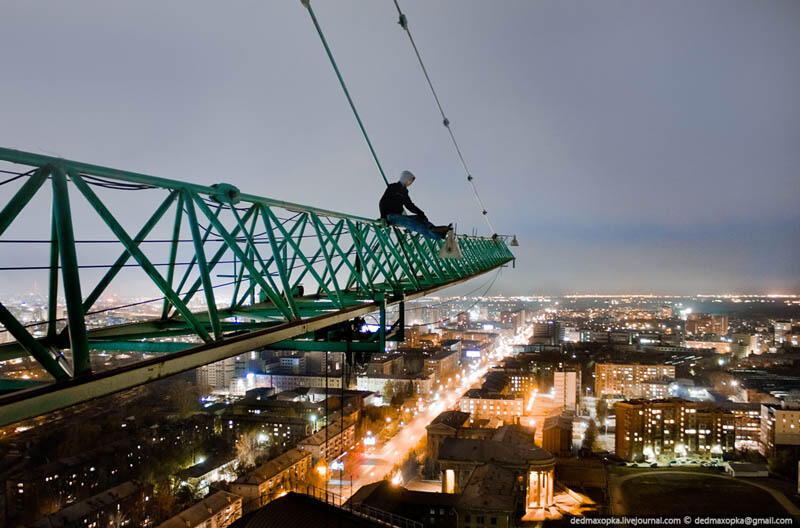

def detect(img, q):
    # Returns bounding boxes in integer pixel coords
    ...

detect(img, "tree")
[149,479,177,524]
[595,398,609,425]
[768,448,799,480]
[382,380,395,403]
[236,431,261,470]
[109,510,127,528]
[167,380,202,418]
[582,419,598,452]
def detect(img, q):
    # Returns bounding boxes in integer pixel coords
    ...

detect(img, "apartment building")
[594,363,675,398]
[614,398,735,461]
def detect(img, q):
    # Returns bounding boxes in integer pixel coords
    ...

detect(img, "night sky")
[1,1,798,295]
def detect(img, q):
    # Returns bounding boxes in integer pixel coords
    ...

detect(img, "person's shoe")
[431,225,452,238]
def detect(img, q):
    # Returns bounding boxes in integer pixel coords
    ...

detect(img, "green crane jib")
[0,147,514,426]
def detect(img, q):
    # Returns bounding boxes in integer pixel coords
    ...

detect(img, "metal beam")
[267,340,382,352]
[0,147,380,225]
[51,167,91,376]
[0,267,500,427]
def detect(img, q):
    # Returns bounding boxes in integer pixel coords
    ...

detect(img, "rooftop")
[458,463,518,512]
[157,491,241,528]
[428,410,470,430]
[231,492,387,528]
[543,414,573,431]
[176,455,236,480]
[31,481,144,527]
[299,419,355,447]
[439,437,554,466]
[462,389,519,401]
[235,448,311,486]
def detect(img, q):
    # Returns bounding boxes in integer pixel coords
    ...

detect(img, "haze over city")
[1,0,798,295]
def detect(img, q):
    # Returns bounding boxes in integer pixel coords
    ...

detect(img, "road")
[329,343,513,501]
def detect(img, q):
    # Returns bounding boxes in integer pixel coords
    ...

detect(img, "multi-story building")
[279,355,307,374]
[506,370,537,399]
[594,363,676,398]
[685,340,732,354]
[614,399,736,461]
[420,306,441,326]
[425,411,495,472]
[441,329,498,347]
[265,373,343,393]
[732,333,759,358]
[760,403,800,456]
[500,309,528,334]
[419,333,440,350]
[365,354,402,377]
[157,490,242,528]
[174,456,238,498]
[553,367,581,413]
[4,439,147,524]
[232,397,324,420]
[715,401,761,450]
[424,349,460,382]
[774,321,792,345]
[438,425,555,516]
[461,341,489,364]
[531,322,558,345]
[30,481,150,528]
[640,379,671,400]
[230,448,313,511]
[685,313,729,336]
[298,419,356,463]
[356,373,433,397]
[459,389,524,423]
[197,357,237,392]
[541,414,573,457]
[222,413,314,450]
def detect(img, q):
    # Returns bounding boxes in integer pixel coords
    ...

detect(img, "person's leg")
[405,215,443,240]
[387,214,442,240]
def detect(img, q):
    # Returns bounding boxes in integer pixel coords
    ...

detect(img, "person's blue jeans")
[386,214,442,240]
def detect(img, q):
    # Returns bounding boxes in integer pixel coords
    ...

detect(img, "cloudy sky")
[1,0,798,296]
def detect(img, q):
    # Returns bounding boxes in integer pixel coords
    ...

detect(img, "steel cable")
[391,0,497,235]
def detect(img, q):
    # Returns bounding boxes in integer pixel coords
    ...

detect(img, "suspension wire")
[0,232,336,244]
[0,174,28,186]
[0,259,244,272]
[300,0,390,187]
[0,168,37,186]
[0,279,238,334]
[0,243,348,334]
[404,270,498,312]
[0,248,349,273]
[0,167,154,190]
[406,266,502,328]
[391,0,496,235]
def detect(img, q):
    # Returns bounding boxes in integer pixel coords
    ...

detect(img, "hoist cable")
[301,0,390,187]
[391,0,496,235]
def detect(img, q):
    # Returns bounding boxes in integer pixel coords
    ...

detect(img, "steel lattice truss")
[0,147,513,425]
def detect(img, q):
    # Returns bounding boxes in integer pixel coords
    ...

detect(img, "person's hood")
[399,170,415,187]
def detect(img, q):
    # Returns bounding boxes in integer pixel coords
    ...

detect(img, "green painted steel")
[51,167,91,376]
[0,147,513,416]
[0,303,70,381]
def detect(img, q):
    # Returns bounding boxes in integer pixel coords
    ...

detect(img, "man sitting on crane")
[379,170,450,240]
